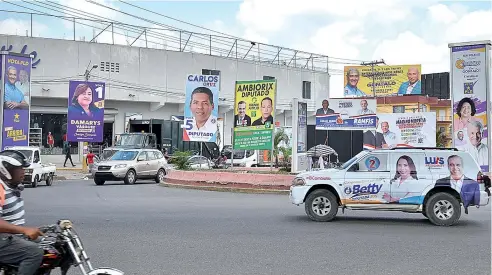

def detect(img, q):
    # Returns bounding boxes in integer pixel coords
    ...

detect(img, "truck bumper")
[290,185,311,205]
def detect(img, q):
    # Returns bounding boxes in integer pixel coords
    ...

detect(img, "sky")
[0,0,491,98]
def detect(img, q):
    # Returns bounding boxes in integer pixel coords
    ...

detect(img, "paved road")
[22,180,491,275]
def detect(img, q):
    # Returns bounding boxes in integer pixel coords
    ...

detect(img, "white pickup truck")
[6,146,57,188]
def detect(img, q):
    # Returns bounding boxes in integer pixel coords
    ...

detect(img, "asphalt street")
[22,180,491,275]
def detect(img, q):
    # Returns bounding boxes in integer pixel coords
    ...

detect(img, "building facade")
[0,34,330,153]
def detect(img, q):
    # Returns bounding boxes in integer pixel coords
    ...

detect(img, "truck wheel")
[32,175,38,188]
[425,192,461,226]
[124,169,136,185]
[304,189,339,222]
[46,174,53,186]
[155,169,166,183]
[94,178,105,185]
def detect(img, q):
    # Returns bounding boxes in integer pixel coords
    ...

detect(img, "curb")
[159,182,289,195]
[56,168,84,171]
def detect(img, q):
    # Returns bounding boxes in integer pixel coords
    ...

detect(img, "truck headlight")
[292,178,306,186]
[114,164,127,169]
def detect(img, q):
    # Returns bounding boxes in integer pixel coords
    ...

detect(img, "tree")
[436,130,448,148]
[272,128,290,168]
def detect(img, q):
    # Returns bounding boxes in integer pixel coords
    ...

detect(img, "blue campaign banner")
[315,98,377,130]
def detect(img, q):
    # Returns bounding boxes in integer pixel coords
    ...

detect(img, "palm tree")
[272,128,290,168]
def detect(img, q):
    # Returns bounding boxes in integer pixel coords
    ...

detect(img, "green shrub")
[172,151,193,170]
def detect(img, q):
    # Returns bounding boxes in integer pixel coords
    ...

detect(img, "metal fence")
[0,9,345,74]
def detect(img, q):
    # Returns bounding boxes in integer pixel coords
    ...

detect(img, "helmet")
[0,150,30,180]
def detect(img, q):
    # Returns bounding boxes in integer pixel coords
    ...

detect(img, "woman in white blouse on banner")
[383,155,419,203]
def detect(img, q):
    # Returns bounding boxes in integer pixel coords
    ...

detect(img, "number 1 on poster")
[95,86,103,99]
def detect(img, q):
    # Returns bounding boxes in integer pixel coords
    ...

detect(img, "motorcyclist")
[0,150,44,275]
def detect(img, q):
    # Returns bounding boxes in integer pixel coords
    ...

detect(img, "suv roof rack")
[389,147,459,151]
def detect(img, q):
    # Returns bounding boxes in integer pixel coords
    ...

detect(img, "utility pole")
[361,59,385,97]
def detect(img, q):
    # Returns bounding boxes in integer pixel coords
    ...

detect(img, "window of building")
[393,106,405,113]
[202,69,220,76]
[302,81,311,99]
[100,61,120,73]
[263,76,275,80]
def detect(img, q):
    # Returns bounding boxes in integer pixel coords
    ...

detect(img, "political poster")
[183,74,220,142]
[343,64,422,97]
[233,79,276,150]
[67,80,105,142]
[363,112,437,150]
[450,43,490,172]
[1,54,31,150]
[315,98,377,130]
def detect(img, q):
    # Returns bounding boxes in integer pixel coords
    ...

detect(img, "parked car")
[5,146,56,188]
[92,148,169,185]
[290,147,491,226]
[187,155,213,170]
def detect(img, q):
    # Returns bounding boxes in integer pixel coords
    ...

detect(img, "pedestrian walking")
[63,141,76,167]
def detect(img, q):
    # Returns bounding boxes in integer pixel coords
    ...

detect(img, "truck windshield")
[17,150,32,162]
[115,135,144,146]
[111,151,139,161]
[340,151,366,170]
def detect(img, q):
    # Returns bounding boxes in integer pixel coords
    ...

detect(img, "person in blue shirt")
[4,66,29,110]
[343,68,366,97]
[397,67,421,95]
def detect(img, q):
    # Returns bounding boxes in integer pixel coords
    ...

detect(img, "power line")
[361,59,386,97]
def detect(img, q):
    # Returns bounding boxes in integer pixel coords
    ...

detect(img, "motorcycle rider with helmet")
[0,150,44,275]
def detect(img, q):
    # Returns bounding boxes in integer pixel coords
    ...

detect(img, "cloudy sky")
[0,0,491,97]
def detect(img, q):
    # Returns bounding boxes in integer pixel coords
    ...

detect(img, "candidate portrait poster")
[343,64,422,97]
[233,79,276,150]
[1,54,31,150]
[183,74,220,142]
[450,43,489,172]
[67,80,105,142]
[363,112,437,150]
[315,98,377,130]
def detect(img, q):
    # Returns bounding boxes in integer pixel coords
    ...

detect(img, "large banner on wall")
[363,112,437,150]
[450,43,489,172]
[1,54,31,150]
[343,64,422,97]
[183,74,220,142]
[233,79,276,150]
[67,80,105,142]
[315,98,377,130]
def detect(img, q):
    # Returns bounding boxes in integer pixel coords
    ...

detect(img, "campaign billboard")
[363,112,437,150]
[67,80,105,142]
[233,79,276,150]
[450,42,490,172]
[1,54,31,150]
[315,98,377,130]
[183,74,220,142]
[343,64,422,97]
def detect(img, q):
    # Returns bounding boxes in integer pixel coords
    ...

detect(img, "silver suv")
[92,149,168,185]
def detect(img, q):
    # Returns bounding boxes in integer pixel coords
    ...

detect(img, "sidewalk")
[41,154,83,171]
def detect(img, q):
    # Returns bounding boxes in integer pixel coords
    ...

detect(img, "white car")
[290,147,491,226]
[6,146,57,188]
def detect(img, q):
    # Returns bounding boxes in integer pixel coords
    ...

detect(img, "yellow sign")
[343,64,422,97]
[233,80,276,150]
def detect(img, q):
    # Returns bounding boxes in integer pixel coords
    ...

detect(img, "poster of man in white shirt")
[183,74,220,142]
[462,120,488,169]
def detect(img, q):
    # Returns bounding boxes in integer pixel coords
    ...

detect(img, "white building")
[0,30,330,151]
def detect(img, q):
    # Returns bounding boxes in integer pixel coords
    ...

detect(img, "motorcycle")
[0,219,124,275]
[212,157,229,169]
